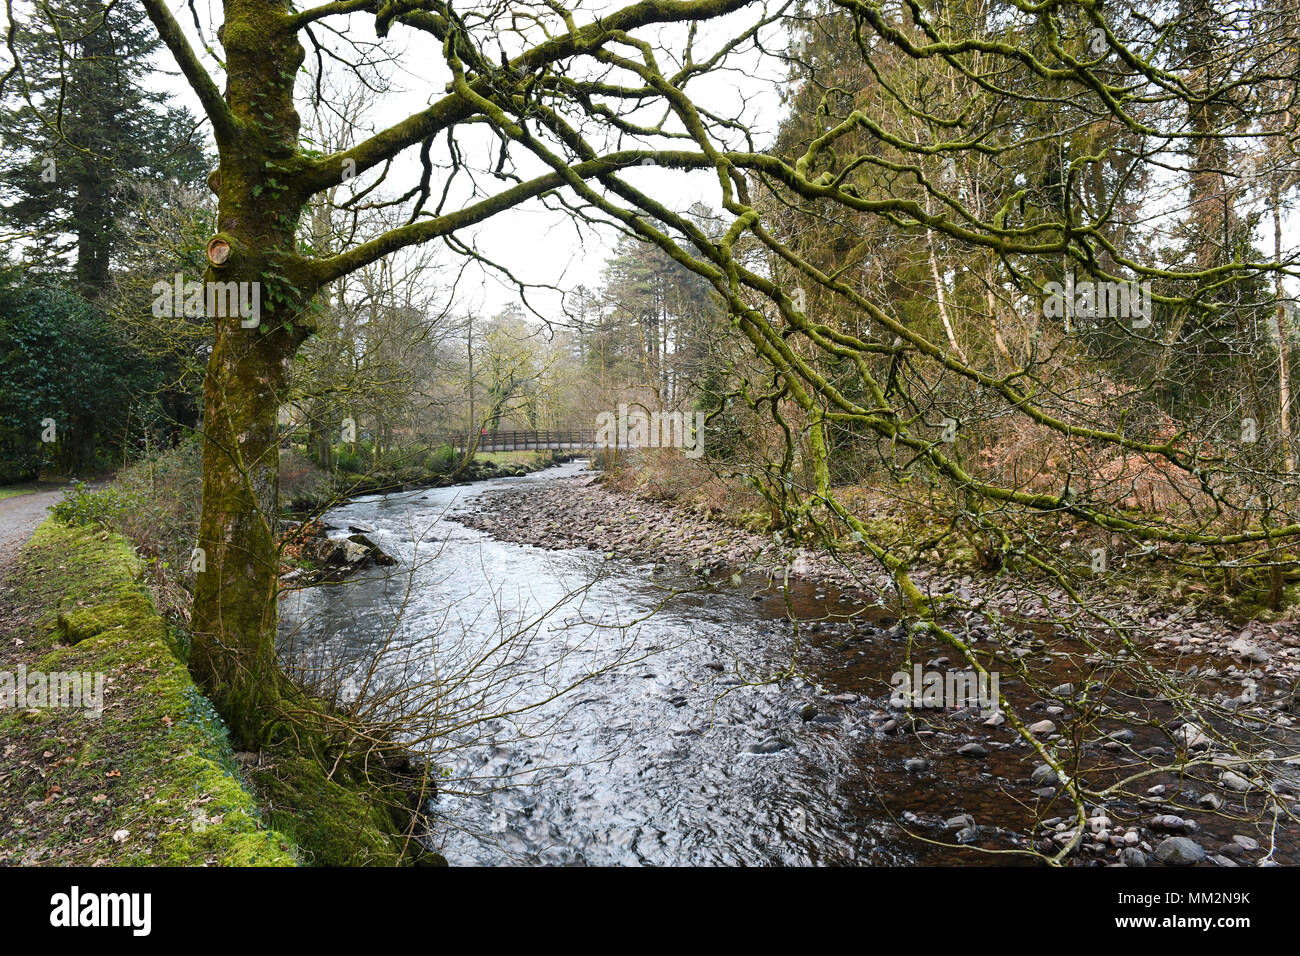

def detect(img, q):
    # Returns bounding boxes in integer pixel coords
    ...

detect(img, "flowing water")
[279,461,1298,866]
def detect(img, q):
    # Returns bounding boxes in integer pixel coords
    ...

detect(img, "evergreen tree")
[0,0,207,295]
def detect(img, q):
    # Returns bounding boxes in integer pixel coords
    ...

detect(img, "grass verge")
[0,521,296,865]
[0,520,445,866]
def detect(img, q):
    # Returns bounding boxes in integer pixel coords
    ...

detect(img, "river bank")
[282,449,575,516]
[0,519,439,866]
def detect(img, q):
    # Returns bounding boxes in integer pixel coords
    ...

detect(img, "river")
[279,461,1298,866]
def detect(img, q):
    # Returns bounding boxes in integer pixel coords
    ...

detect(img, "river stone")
[1030,763,1059,786]
[1154,836,1206,866]
[1028,719,1056,735]
[957,742,988,758]
[1119,847,1147,867]
[745,737,789,755]
[1228,638,1270,663]
[1220,770,1255,792]
[1175,723,1211,749]
[800,703,818,721]
[1150,814,1193,832]
[346,533,396,566]
[904,757,930,772]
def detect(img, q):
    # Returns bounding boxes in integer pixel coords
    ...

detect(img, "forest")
[0,0,1298,879]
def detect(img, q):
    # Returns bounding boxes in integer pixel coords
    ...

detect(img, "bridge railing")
[424,429,602,451]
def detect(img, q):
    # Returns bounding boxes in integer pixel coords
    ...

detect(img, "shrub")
[50,439,203,622]
[51,481,140,527]
[424,443,456,474]
[279,448,332,510]
[334,440,373,474]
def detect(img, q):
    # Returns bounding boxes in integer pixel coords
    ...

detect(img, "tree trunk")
[189,326,297,746]
[187,0,311,749]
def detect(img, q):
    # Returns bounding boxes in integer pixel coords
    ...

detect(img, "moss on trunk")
[188,0,316,748]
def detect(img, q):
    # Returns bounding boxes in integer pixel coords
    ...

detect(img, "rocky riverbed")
[455,470,1300,692]
[279,519,397,586]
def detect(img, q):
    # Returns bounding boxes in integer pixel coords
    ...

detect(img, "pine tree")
[0,0,207,295]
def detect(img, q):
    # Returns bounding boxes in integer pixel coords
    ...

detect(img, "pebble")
[945,813,975,831]
[1228,638,1270,663]
[1175,723,1211,749]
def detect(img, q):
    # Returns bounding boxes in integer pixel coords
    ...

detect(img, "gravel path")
[0,489,65,573]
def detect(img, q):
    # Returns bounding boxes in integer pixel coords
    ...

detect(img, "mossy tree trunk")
[184,0,314,748]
